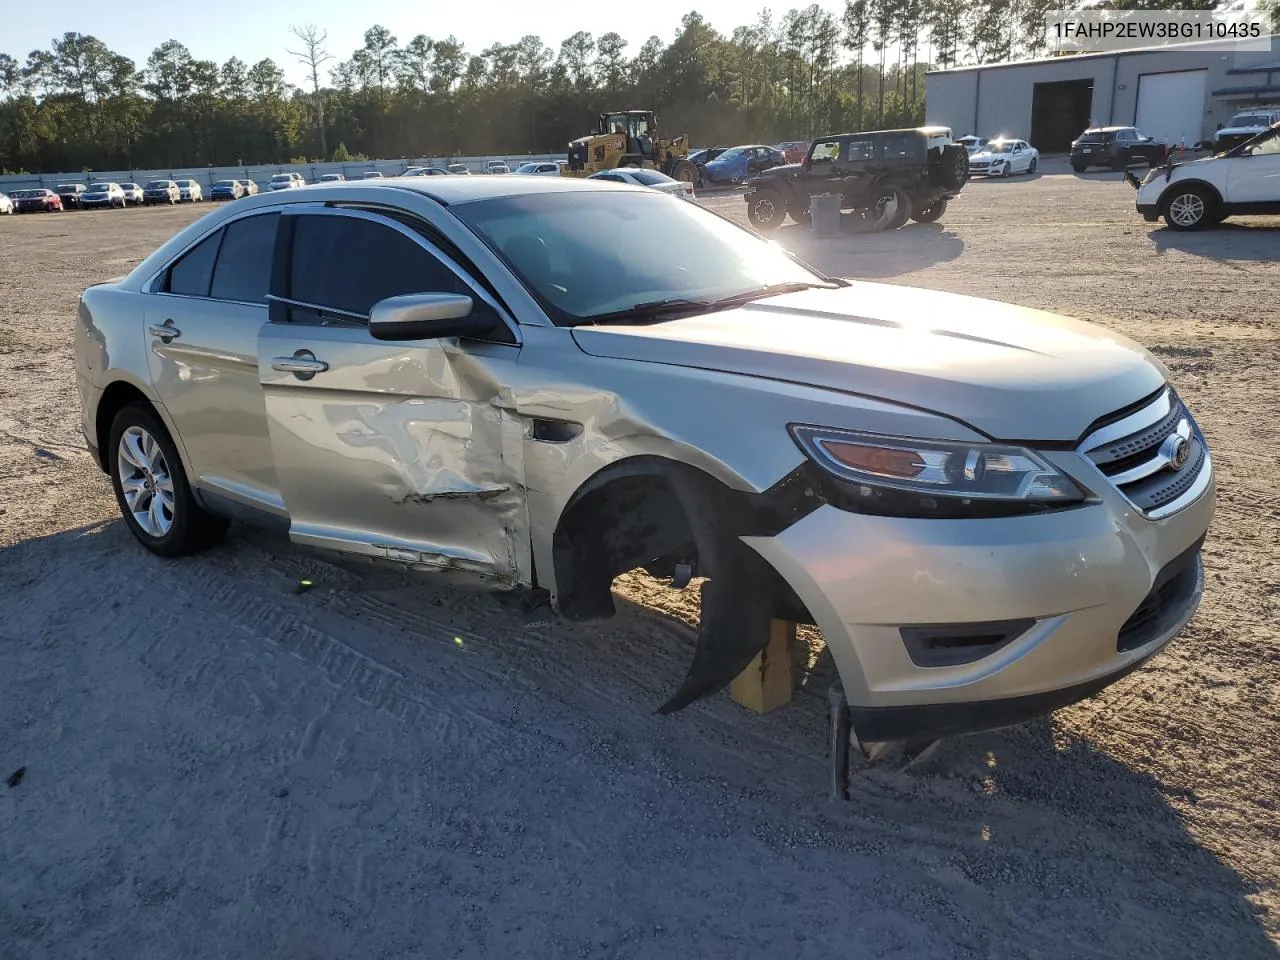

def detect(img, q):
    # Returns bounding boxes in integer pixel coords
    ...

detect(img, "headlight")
[789,424,1088,517]
[1141,168,1162,185]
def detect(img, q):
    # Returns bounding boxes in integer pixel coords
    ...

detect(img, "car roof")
[241,175,643,206]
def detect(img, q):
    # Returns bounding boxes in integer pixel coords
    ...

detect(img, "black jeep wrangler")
[742,126,969,232]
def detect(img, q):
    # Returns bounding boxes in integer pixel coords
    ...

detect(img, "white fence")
[0,154,570,193]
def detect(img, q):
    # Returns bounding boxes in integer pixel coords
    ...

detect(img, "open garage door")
[1135,70,1207,148]
[1031,79,1094,152]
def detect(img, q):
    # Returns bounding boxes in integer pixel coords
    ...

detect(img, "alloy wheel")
[117,425,176,537]
[1169,193,1204,227]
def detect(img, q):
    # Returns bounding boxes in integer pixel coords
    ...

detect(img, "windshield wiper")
[704,280,839,309]
[570,281,842,327]
[572,297,715,326]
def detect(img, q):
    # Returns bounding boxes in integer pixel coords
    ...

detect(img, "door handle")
[148,320,181,342]
[270,356,329,374]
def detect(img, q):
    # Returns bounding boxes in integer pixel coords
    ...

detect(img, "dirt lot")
[1,174,1277,959]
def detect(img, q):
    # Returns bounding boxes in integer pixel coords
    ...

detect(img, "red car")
[774,140,811,164]
[12,188,63,212]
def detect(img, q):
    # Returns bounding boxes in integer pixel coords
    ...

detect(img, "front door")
[1225,130,1280,205]
[256,206,530,586]
[145,211,282,511]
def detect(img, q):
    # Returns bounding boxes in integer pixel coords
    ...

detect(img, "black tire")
[911,198,948,223]
[870,184,912,231]
[108,402,228,557]
[746,193,785,231]
[670,159,698,184]
[931,144,969,190]
[1162,185,1216,231]
[1028,157,1037,175]
[1072,163,1087,173]
[787,200,811,225]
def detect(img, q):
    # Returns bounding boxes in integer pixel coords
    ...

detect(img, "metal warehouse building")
[925,35,1280,153]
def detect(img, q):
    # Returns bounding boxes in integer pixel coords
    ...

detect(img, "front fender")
[511,326,982,605]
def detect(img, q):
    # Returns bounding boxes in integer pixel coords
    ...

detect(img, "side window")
[288,214,487,320]
[1116,129,1134,142]
[810,139,841,163]
[845,138,874,161]
[210,213,279,303]
[879,134,913,159]
[1246,132,1280,156]
[165,230,223,297]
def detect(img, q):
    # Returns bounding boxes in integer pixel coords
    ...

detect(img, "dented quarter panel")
[258,321,530,586]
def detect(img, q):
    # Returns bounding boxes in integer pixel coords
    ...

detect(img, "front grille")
[1117,536,1204,651]
[1079,387,1210,518]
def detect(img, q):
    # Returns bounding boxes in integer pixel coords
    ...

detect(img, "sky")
[2,0,850,89]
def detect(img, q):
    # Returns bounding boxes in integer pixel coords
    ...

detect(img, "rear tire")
[870,185,912,231]
[746,193,785,231]
[910,198,948,223]
[1072,163,1087,173]
[670,159,698,184]
[108,403,228,557]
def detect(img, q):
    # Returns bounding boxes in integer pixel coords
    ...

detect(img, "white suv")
[268,172,306,191]
[1135,122,1280,230]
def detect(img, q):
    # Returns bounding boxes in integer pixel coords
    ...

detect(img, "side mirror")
[368,293,487,341]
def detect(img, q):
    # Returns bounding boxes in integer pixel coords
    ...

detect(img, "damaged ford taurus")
[75,175,1214,756]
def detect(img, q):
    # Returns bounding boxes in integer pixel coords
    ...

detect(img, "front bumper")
[743,453,1214,736]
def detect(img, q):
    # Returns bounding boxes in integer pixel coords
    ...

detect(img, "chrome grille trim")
[1079,387,1210,518]
[1078,388,1172,452]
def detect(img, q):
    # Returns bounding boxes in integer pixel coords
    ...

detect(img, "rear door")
[257,206,530,586]
[145,211,282,512]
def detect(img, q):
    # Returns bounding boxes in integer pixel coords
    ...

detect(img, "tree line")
[0,0,1267,173]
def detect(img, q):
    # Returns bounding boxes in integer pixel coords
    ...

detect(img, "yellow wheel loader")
[563,110,700,183]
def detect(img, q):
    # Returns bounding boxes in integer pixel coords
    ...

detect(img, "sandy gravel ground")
[1,172,1277,959]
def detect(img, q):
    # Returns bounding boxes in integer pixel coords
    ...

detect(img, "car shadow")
[1148,221,1280,261]
[2,522,1275,957]
[777,220,966,279]
[968,170,1045,183]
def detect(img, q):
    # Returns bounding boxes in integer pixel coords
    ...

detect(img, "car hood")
[570,282,1167,442]
[1216,124,1270,137]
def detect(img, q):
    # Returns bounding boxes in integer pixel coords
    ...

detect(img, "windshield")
[270,174,291,182]
[57,184,78,191]
[1077,132,1110,144]
[87,183,111,191]
[1230,114,1270,126]
[716,147,744,161]
[627,169,672,185]
[215,180,237,186]
[985,142,1013,153]
[454,191,823,326]
[145,181,169,189]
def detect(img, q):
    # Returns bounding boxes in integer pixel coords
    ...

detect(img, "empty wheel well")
[95,381,152,472]
[550,456,817,625]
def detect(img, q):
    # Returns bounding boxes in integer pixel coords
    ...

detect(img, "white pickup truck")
[1135,121,1280,229]
[1213,107,1280,152]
